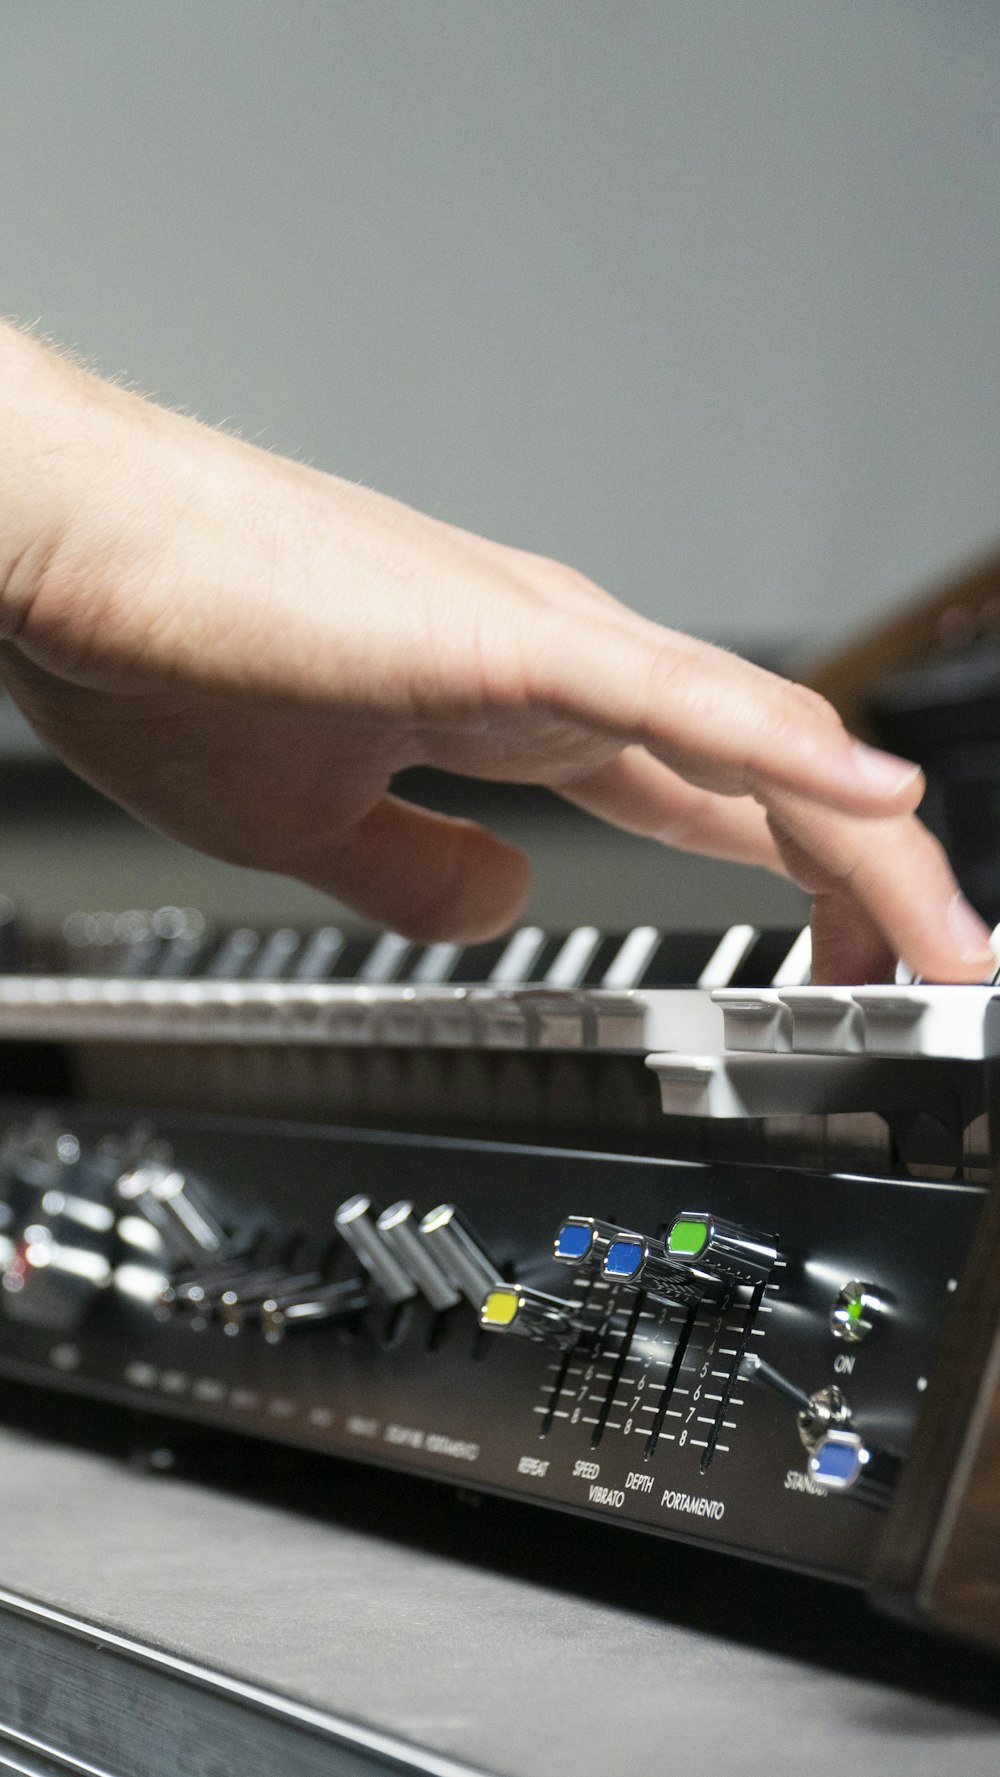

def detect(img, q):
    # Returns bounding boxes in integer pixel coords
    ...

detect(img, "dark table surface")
[0,1387,998,1776]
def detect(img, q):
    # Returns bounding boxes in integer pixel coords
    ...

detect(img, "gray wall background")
[2,0,998,652]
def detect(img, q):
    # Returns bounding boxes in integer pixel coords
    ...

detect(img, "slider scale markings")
[700,1278,766,1474]
[643,1297,699,1461]
[590,1289,647,1450]
[538,1273,605,1437]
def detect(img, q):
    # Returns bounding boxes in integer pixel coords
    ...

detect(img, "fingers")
[555,747,786,871]
[532,607,924,817]
[765,791,995,983]
[808,891,896,987]
[286,794,532,942]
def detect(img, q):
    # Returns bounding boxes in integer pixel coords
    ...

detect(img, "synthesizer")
[0,903,998,1651]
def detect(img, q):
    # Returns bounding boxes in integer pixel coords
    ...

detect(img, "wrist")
[0,324,191,665]
[0,324,92,635]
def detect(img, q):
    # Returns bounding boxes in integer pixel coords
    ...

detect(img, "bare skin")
[0,322,991,983]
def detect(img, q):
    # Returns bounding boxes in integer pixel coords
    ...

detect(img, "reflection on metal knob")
[260,1277,369,1343]
[797,1384,852,1454]
[376,1201,460,1312]
[664,1211,777,1287]
[162,1260,285,1321]
[601,1231,715,1306]
[217,1269,324,1336]
[334,1195,416,1305]
[418,1205,500,1307]
[553,1216,621,1271]
[117,1163,229,1265]
[480,1283,585,1344]
[807,1429,899,1506]
[830,1280,884,1344]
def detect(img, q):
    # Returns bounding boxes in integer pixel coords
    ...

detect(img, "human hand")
[0,324,991,984]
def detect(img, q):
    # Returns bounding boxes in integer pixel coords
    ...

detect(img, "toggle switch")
[334,1195,417,1305]
[376,1201,460,1312]
[740,1356,851,1452]
[739,1356,900,1505]
[418,1205,500,1308]
[479,1283,587,1344]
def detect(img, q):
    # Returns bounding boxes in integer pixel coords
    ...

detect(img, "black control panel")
[0,1102,982,1584]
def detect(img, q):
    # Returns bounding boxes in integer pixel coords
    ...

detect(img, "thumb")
[288,793,532,942]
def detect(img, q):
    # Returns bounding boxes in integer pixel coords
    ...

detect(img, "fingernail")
[947,892,995,963]
[850,742,922,796]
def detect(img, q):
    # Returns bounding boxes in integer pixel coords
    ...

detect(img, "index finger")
[764,790,995,983]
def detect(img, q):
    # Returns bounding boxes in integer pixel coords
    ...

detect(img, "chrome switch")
[552,1216,622,1272]
[376,1201,460,1312]
[334,1195,417,1305]
[260,1277,369,1343]
[479,1282,586,1344]
[116,1163,230,1266]
[418,1205,500,1307]
[600,1230,713,1306]
[662,1211,776,1287]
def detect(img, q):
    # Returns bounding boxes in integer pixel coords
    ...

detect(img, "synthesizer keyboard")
[0,904,998,1652]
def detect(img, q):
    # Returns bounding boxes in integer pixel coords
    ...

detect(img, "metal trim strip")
[0,1588,493,1777]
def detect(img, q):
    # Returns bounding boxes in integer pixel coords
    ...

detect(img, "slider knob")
[554,1215,706,1303]
[0,1133,116,1333]
[553,1217,622,1272]
[808,1429,900,1505]
[663,1211,777,1287]
[600,1229,716,1307]
[480,1283,586,1345]
[1,1224,111,1333]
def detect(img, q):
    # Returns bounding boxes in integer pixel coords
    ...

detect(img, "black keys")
[203,928,261,979]
[292,926,345,981]
[489,928,563,984]
[405,929,562,986]
[404,939,505,984]
[636,931,721,987]
[0,898,21,973]
[248,928,301,980]
[52,909,814,992]
[357,933,414,983]
[728,928,808,987]
[156,933,209,978]
[407,942,465,984]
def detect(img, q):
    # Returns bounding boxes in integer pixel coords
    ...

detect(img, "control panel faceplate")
[0,1102,981,1584]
